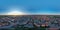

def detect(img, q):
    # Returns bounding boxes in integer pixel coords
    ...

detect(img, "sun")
[7,11,24,15]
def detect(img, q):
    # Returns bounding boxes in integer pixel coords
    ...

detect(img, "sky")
[0,0,60,15]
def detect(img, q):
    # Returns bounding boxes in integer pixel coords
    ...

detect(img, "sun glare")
[7,11,24,15]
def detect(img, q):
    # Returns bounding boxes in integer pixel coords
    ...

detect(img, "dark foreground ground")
[0,15,60,30]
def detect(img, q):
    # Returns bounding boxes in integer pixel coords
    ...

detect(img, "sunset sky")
[0,0,60,15]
